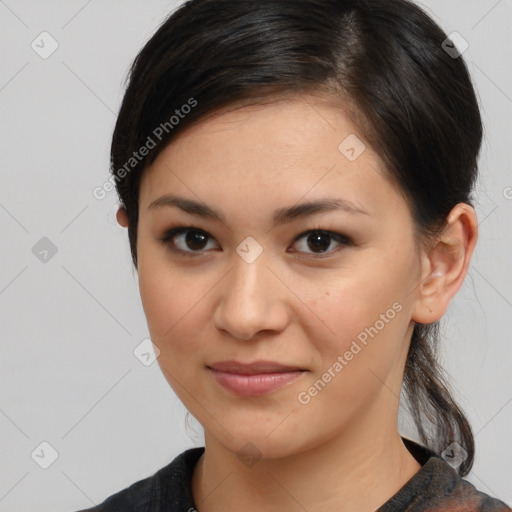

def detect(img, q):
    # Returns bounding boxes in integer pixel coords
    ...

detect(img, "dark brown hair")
[110,0,482,475]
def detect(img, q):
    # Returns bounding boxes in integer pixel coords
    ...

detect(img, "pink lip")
[207,360,307,396]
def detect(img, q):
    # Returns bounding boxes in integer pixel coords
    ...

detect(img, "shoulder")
[432,460,511,512]
[74,473,153,512]
[73,447,205,512]
[381,439,511,512]
[406,455,511,511]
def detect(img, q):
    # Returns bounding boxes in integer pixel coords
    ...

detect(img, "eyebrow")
[147,194,370,225]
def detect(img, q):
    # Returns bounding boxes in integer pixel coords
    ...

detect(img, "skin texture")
[117,94,478,512]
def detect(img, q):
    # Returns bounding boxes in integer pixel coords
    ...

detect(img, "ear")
[412,203,478,324]
[116,205,129,228]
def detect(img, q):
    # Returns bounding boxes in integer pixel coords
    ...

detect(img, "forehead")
[139,95,408,224]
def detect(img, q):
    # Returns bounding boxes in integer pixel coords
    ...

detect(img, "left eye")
[159,227,351,257]
[290,229,351,256]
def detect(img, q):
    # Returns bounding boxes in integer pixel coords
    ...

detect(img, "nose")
[213,252,289,341]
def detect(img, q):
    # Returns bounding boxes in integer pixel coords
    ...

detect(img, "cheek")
[316,294,402,366]
[309,256,413,374]
[298,286,407,427]
[138,267,213,395]
[137,246,208,359]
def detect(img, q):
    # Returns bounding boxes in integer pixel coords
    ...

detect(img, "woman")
[78,0,511,510]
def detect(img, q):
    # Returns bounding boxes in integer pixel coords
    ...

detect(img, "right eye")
[159,226,220,257]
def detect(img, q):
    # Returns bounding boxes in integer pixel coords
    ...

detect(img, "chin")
[205,421,309,462]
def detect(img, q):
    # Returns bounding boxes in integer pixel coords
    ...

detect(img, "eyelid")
[288,228,352,259]
[290,228,351,245]
[158,225,219,257]
[158,224,352,258]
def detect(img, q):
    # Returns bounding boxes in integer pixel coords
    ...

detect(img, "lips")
[207,360,305,375]
[207,360,307,396]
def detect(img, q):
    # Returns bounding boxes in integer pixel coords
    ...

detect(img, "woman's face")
[135,95,423,459]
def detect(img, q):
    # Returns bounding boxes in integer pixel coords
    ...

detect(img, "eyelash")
[158,223,353,259]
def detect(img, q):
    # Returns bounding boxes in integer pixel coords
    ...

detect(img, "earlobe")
[116,205,129,228]
[412,203,478,324]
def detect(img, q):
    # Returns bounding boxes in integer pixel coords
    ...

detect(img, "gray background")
[0,1,510,510]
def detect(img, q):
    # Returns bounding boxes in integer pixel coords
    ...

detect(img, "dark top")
[75,438,511,511]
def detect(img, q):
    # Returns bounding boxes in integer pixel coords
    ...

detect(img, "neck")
[191,401,422,512]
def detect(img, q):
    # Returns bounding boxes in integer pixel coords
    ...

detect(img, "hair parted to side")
[110,0,483,476]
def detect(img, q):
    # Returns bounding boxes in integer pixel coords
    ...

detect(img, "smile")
[207,365,306,396]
